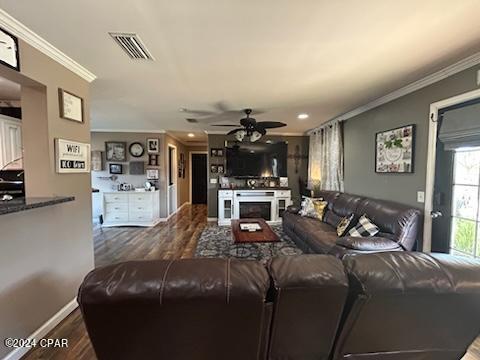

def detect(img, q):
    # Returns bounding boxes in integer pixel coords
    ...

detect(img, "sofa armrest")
[286,205,300,214]
[335,236,402,251]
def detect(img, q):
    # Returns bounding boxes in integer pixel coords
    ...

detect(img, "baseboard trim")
[3,298,78,360]
[207,217,218,222]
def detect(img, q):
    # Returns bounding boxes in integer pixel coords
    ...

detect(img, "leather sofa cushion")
[335,236,402,251]
[289,215,338,253]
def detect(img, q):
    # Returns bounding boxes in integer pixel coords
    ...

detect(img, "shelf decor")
[375,124,415,173]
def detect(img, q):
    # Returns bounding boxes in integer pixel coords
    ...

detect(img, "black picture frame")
[58,88,84,123]
[105,141,127,161]
[375,124,415,173]
[217,164,224,173]
[148,154,159,166]
[109,163,123,174]
[0,27,20,71]
[210,165,217,173]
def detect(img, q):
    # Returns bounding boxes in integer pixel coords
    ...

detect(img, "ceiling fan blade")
[227,128,243,135]
[210,124,240,127]
[181,108,217,116]
[256,121,286,129]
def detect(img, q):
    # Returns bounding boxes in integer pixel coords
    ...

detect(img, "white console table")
[102,190,160,227]
[218,189,292,226]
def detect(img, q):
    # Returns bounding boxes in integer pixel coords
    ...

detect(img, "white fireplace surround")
[218,189,292,226]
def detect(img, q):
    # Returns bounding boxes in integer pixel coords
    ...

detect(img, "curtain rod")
[307,118,344,135]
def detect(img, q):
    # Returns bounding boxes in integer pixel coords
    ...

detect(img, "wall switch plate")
[210,178,218,184]
[417,191,425,203]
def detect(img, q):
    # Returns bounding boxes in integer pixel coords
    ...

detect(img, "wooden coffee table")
[231,218,280,243]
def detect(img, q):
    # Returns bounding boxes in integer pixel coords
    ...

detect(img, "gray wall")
[344,64,480,208]
[0,41,93,358]
[207,134,309,217]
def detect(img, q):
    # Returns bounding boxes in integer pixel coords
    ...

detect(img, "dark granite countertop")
[218,187,291,191]
[0,196,75,215]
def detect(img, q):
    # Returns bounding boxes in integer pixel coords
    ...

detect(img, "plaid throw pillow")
[348,214,379,237]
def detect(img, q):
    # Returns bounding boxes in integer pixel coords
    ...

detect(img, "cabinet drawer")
[130,203,151,212]
[129,211,153,222]
[277,191,291,197]
[219,190,233,198]
[104,212,129,222]
[105,203,129,213]
[129,193,152,203]
[104,193,128,203]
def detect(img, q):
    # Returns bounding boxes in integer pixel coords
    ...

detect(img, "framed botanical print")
[375,124,415,173]
[105,142,127,161]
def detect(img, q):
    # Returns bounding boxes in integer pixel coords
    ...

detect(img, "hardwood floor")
[20,202,480,359]
[22,204,207,360]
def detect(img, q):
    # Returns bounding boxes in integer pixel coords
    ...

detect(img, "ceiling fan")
[225,109,286,142]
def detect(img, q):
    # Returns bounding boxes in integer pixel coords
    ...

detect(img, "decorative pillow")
[299,197,327,220]
[336,213,355,237]
[348,214,379,237]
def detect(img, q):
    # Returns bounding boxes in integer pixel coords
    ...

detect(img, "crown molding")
[0,9,96,82]
[91,128,166,133]
[308,51,480,134]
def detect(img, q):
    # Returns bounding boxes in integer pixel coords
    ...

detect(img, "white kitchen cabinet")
[0,115,22,170]
[102,190,160,227]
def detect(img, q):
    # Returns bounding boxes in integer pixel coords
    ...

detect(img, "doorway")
[167,144,177,216]
[425,89,480,254]
[190,152,207,204]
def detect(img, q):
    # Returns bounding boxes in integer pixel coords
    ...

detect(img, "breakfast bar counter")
[0,196,75,216]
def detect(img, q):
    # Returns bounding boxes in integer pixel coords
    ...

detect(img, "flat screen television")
[226,141,287,177]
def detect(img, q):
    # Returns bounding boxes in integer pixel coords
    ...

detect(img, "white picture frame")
[147,138,160,154]
[55,138,90,173]
[146,168,159,180]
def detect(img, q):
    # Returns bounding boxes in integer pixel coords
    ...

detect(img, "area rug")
[194,224,303,263]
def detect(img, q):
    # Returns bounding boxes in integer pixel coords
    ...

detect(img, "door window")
[450,148,480,257]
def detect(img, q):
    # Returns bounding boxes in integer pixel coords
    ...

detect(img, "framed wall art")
[109,163,123,174]
[0,27,19,71]
[105,141,127,161]
[148,154,158,166]
[55,138,90,173]
[146,168,159,180]
[375,124,415,173]
[147,138,160,154]
[59,88,84,123]
[91,150,103,171]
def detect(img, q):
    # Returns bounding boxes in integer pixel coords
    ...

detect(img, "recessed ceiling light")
[188,133,195,138]
[179,107,187,112]
[297,113,309,120]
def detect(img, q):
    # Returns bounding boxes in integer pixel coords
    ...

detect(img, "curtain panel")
[308,121,344,192]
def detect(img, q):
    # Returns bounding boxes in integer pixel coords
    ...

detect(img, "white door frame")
[167,143,178,216]
[189,151,208,203]
[423,88,480,252]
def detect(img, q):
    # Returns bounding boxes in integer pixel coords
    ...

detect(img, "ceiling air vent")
[109,32,154,60]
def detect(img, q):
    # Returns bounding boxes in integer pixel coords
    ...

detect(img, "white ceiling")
[1,0,480,133]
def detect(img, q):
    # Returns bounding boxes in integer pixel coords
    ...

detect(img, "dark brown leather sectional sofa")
[283,190,422,257]
[78,252,480,360]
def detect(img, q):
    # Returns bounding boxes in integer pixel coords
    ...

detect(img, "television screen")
[226,141,287,177]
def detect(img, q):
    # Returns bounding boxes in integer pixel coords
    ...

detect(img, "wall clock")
[0,27,19,71]
[129,142,144,157]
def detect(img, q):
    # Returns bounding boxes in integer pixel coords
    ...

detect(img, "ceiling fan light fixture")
[250,131,262,142]
[187,133,195,138]
[235,130,246,142]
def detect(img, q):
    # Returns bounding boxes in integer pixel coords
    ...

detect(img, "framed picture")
[147,138,160,153]
[146,168,159,180]
[0,27,20,71]
[375,124,415,173]
[59,88,84,123]
[211,148,218,157]
[105,141,127,161]
[210,164,217,173]
[148,154,158,166]
[210,148,224,157]
[217,149,224,157]
[129,161,144,175]
[55,138,90,173]
[109,163,123,174]
[217,164,224,173]
[91,150,103,171]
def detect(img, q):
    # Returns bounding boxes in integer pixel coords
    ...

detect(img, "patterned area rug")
[194,224,303,263]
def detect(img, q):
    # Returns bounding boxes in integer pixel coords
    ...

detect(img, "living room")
[0,1,480,360]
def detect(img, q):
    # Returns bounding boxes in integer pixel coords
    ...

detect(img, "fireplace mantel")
[218,188,292,226]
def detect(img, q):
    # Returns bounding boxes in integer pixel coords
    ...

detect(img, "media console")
[218,188,292,226]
